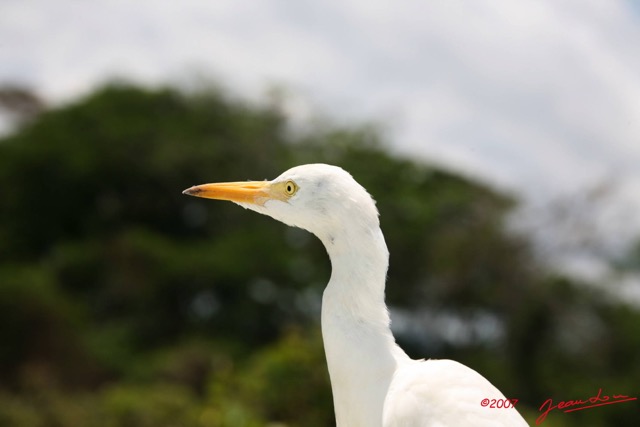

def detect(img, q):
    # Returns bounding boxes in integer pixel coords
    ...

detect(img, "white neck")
[319,226,408,427]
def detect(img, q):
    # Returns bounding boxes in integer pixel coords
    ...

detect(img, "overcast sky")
[1,0,639,258]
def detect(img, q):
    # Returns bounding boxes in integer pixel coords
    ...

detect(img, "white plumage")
[183,163,528,427]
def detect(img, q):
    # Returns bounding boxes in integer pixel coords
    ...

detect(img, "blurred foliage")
[0,83,638,426]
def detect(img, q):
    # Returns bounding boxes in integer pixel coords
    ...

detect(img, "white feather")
[233,164,527,427]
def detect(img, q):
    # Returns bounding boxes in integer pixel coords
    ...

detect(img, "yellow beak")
[182,181,271,206]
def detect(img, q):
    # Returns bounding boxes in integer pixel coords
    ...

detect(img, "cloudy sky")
[1,0,639,255]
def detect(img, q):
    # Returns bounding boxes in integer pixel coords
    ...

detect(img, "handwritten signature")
[536,388,637,425]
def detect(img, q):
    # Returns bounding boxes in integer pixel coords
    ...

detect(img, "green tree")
[0,83,638,426]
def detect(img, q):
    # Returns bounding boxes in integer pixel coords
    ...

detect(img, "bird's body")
[183,164,528,427]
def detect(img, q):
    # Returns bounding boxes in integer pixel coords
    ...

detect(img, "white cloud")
[1,0,639,243]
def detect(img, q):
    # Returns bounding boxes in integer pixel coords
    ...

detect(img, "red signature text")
[536,388,637,425]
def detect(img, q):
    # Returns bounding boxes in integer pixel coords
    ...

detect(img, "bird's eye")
[284,180,298,196]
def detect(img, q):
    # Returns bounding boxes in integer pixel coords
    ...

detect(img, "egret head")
[183,164,380,245]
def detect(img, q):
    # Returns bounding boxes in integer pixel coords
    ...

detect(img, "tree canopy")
[0,84,638,426]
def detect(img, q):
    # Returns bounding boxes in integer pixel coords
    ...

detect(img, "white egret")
[183,164,528,427]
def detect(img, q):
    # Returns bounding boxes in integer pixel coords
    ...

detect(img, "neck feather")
[319,225,408,427]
